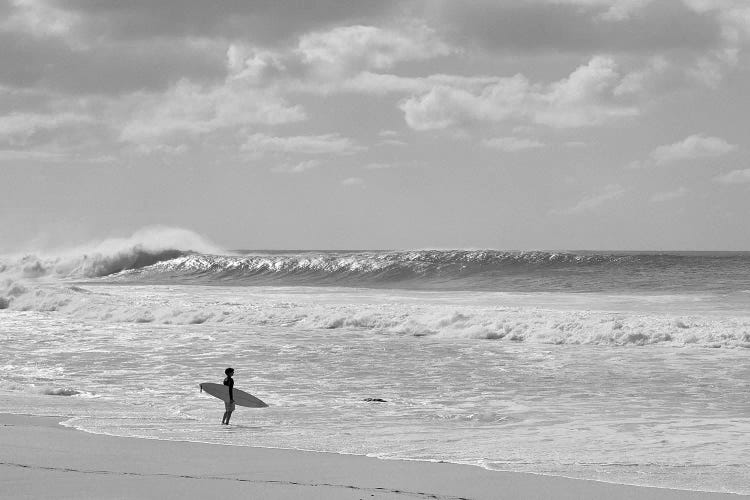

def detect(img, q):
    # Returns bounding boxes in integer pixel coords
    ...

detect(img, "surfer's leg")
[223,400,235,424]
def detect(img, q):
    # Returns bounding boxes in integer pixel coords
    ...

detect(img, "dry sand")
[1,413,746,500]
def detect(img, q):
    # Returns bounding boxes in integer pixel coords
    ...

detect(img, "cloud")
[0,149,65,162]
[543,0,659,22]
[0,107,112,162]
[629,134,737,168]
[0,2,227,94]
[400,56,639,130]
[341,177,365,186]
[363,160,425,169]
[331,72,499,97]
[56,0,401,45]
[593,0,657,21]
[714,168,750,184]
[364,162,400,169]
[680,1,750,86]
[431,1,721,53]
[297,23,451,75]
[551,184,626,215]
[242,133,363,156]
[651,134,736,164]
[270,160,322,174]
[0,148,114,163]
[650,186,689,202]
[119,57,306,147]
[428,1,742,91]
[0,111,93,144]
[2,0,80,40]
[482,136,546,152]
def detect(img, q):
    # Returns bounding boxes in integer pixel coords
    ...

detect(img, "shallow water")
[2,284,750,494]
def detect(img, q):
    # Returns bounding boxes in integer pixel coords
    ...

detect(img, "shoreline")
[2,413,746,499]
[52,416,750,496]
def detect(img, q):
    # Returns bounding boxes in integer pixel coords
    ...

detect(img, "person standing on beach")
[222,367,235,425]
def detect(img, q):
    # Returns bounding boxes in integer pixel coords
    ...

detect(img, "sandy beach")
[1,413,745,500]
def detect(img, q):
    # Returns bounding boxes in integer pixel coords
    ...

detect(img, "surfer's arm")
[228,379,234,402]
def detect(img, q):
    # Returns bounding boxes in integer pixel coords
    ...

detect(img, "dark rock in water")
[363,398,387,403]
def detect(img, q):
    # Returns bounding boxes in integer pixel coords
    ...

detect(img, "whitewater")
[2,228,750,494]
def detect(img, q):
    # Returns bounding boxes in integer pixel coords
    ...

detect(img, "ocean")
[2,234,750,494]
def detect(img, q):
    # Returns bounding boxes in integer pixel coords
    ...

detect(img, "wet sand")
[1,413,746,499]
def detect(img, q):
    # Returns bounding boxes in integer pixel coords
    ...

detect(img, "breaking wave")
[109,250,750,294]
[0,226,220,279]
[0,381,89,397]
[0,226,221,309]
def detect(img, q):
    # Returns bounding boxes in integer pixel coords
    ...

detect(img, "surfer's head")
[225,367,234,376]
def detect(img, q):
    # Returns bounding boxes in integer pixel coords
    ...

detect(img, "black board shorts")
[225,400,236,411]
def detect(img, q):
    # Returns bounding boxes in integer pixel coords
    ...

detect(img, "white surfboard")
[199,383,268,408]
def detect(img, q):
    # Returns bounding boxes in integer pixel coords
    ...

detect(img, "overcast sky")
[1,0,749,251]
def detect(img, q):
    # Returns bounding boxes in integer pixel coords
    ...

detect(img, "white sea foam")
[2,284,750,494]
[3,283,749,347]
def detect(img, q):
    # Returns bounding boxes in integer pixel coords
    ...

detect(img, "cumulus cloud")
[329,72,508,97]
[364,162,397,169]
[270,160,322,174]
[297,23,451,74]
[629,134,738,168]
[551,184,626,215]
[0,149,65,162]
[401,56,638,131]
[54,0,401,45]
[241,133,363,156]
[538,0,664,21]
[0,1,228,94]
[341,176,365,186]
[363,160,422,169]
[0,111,93,144]
[652,134,736,164]
[2,0,80,40]
[429,0,744,92]
[482,136,546,152]
[714,168,750,184]
[431,0,720,53]
[650,186,689,202]
[0,105,112,162]
[594,0,656,21]
[0,148,114,163]
[119,60,306,148]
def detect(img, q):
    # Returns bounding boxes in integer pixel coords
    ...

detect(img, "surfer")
[222,367,235,425]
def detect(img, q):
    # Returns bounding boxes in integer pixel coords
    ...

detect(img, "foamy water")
[1,232,750,494]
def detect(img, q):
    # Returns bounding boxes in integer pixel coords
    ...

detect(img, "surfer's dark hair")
[225,367,234,375]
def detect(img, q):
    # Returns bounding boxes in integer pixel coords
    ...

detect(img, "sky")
[1,0,749,251]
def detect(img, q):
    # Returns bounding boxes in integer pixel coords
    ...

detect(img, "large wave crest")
[0,226,222,308]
